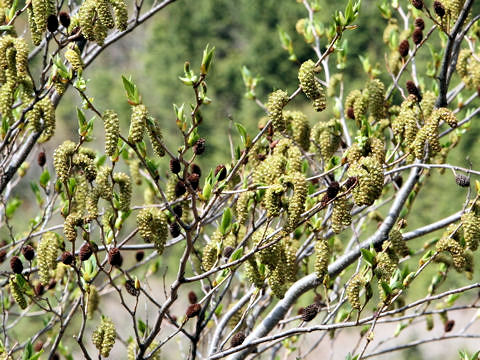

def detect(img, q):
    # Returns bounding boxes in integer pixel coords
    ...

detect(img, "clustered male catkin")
[87,285,99,319]
[113,172,131,212]
[202,230,222,271]
[64,44,83,72]
[64,213,83,242]
[366,79,385,120]
[266,89,289,131]
[353,91,369,120]
[347,156,384,206]
[102,110,119,157]
[331,196,353,234]
[461,211,480,251]
[53,140,76,182]
[391,95,419,146]
[284,110,311,150]
[346,274,366,310]
[285,172,308,232]
[284,237,299,282]
[298,60,326,112]
[96,166,113,199]
[92,317,116,357]
[252,227,280,267]
[264,184,284,218]
[244,258,265,288]
[314,237,330,279]
[9,276,27,309]
[147,118,166,157]
[436,234,466,271]
[127,341,160,360]
[389,229,410,257]
[236,191,251,225]
[129,158,142,185]
[37,232,59,285]
[345,89,362,119]
[310,119,341,160]
[136,208,168,254]
[73,151,97,182]
[128,104,147,143]
[267,261,287,298]
[455,49,480,89]
[375,242,399,300]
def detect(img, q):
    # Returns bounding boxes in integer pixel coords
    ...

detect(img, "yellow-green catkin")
[96,0,115,28]
[73,152,97,182]
[366,79,385,120]
[284,237,299,282]
[31,0,47,32]
[78,0,96,40]
[287,144,303,173]
[314,237,330,279]
[253,153,287,185]
[383,18,399,46]
[65,44,83,72]
[236,191,251,225]
[127,341,160,360]
[436,235,465,271]
[347,156,384,206]
[113,172,131,212]
[202,240,218,271]
[266,90,289,131]
[136,208,168,254]
[331,197,353,234]
[71,175,88,214]
[96,166,113,199]
[353,91,369,120]
[37,97,56,143]
[146,117,166,157]
[264,183,284,218]
[87,285,99,319]
[411,109,442,159]
[433,107,457,128]
[85,190,100,222]
[129,158,142,185]
[461,211,480,251]
[284,110,310,150]
[129,104,147,143]
[27,6,42,45]
[267,261,287,298]
[37,232,59,285]
[103,110,119,157]
[244,258,265,288]
[389,229,410,257]
[9,276,27,309]
[64,213,83,242]
[92,317,116,357]
[318,120,341,160]
[53,140,76,182]
[420,91,436,119]
[252,227,280,268]
[110,0,128,31]
[285,172,308,232]
[93,21,108,46]
[298,60,326,112]
[346,274,365,310]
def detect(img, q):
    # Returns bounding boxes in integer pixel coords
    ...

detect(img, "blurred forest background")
[3,0,480,358]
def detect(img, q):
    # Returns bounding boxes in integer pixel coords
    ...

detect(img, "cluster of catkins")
[92,317,116,357]
[456,49,480,89]
[435,201,480,278]
[137,208,168,254]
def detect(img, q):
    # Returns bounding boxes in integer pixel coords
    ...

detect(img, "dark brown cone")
[223,246,234,258]
[125,279,140,296]
[22,245,35,261]
[188,291,198,304]
[433,1,445,17]
[186,303,201,318]
[346,107,355,119]
[412,27,423,45]
[398,40,410,57]
[58,11,71,28]
[34,283,44,296]
[193,138,206,155]
[79,243,93,261]
[411,0,423,9]
[47,14,59,32]
[37,151,46,167]
[170,158,181,174]
[10,256,23,274]
[0,250,6,263]
[108,248,123,267]
[301,304,318,322]
[326,181,340,199]
[190,163,202,177]
[135,250,145,262]
[406,81,422,101]
[215,165,227,181]
[34,341,44,352]
[455,174,470,187]
[414,17,425,30]
[345,176,358,189]
[175,181,187,197]
[187,173,200,190]
[230,332,246,347]
[61,251,74,265]
[170,222,181,237]
[173,204,183,218]
[444,319,455,332]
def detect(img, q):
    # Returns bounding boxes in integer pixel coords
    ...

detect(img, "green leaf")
[5,197,21,219]
[22,340,33,360]
[230,247,243,261]
[137,319,147,336]
[219,208,232,235]
[39,170,50,188]
[200,44,215,75]
[122,75,140,104]
[235,123,248,147]
[360,248,375,266]
[76,107,86,127]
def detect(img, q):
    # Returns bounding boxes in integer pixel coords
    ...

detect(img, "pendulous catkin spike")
[285,172,308,232]
[298,60,326,111]
[266,90,289,131]
[128,104,147,143]
[461,211,480,251]
[103,110,119,156]
[436,234,466,272]
[389,229,410,257]
[96,0,115,28]
[64,213,83,242]
[9,276,27,309]
[202,240,218,271]
[92,317,116,357]
[136,208,168,254]
[236,191,250,225]
[37,232,59,285]
[96,166,113,199]
[244,258,265,288]
[64,44,83,72]
[346,274,366,310]
[110,0,128,31]
[366,79,385,119]
[331,197,353,234]
[113,172,131,212]
[347,156,384,206]
[53,140,76,182]
[267,261,287,298]
[284,110,310,150]
[147,117,166,157]
[264,184,284,218]
[78,0,96,40]
[314,237,330,279]
[87,285,99,319]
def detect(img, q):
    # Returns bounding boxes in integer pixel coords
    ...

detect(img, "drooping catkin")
[264,184,284,218]
[96,166,113,199]
[331,197,353,234]
[136,208,168,254]
[347,156,384,206]
[461,211,480,251]
[113,172,131,212]
[96,0,115,28]
[110,0,128,31]
[129,104,147,143]
[267,261,287,298]
[37,232,59,285]
[314,237,330,279]
[78,0,96,40]
[92,317,116,357]
[244,258,265,288]
[9,276,27,309]
[389,229,410,257]
[298,60,326,112]
[147,117,166,157]
[103,110,119,157]
[436,235,466,271]
[266,90,289,131]
[284,237,299,282]
[53,140,76,182]
[252,227,280,268]
[346,274,366,310]
[285,172,308,232]
[284,110,310,150]
[64,213,83,242]
[64,44,83,72]
[366,79,385,119]
[73,152,97,182]
[202,239,218,271]
[87,285,99,319]
[236,191,250,225]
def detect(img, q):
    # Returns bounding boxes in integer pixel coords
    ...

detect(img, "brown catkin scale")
[412,0,423,10]
[455,174,470,187]
[412,27,423,45]
[193,138,206,155]
[301,304,318,322]
[108,248,123,267]
[433,1,445,17]
[10,256,23,274]
[398,39,410,57]
[188,291,197,304]
[186,303,201,318]
[224,246,234,258]
[79,242,94,261]
[298,60,326,112]
[230,332,246,347]
[125,279,139,297]
[61,251,74,265]
[22,245,35,261]
[170,158,181,174]
[415,18,425,30]
[266,90,289,131]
